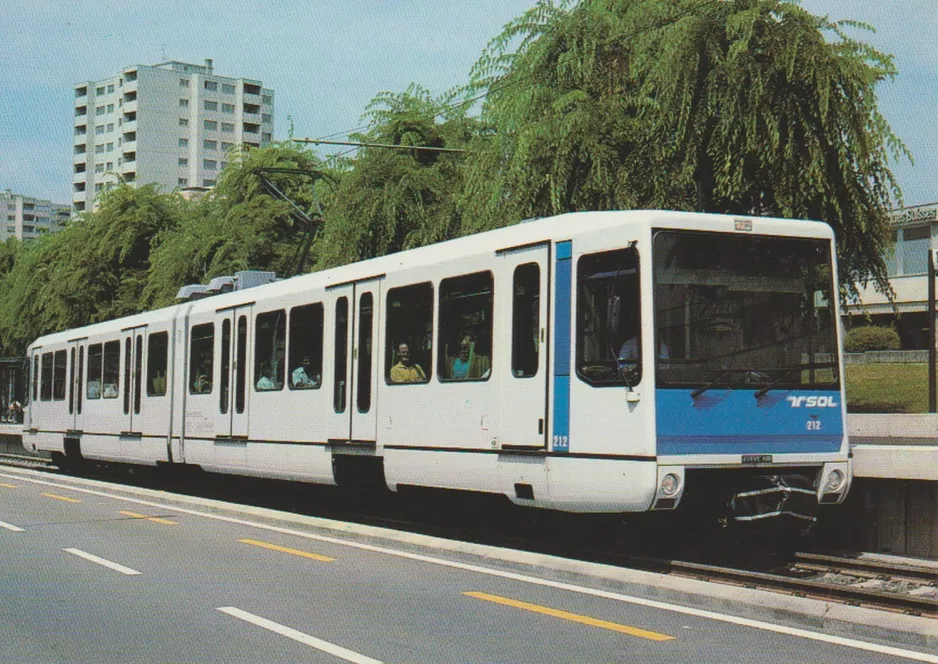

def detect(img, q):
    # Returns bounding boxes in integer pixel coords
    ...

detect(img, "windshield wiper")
[754,362,838,400]
[691,369,740,399]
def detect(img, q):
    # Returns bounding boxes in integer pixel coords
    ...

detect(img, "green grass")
[845,363,930,413]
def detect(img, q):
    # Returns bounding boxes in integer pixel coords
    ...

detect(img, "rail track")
[2,451,936,617]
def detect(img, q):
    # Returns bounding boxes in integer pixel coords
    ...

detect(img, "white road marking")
[0,520,24,532]
[63,548,141,575]
[218,607,383,664]
[5,470,935,663]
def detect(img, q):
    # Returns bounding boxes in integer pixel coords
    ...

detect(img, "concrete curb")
[1,465,936,654]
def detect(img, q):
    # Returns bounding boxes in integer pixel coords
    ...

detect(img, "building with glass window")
[0,190,70,242]
[72,59,274,213]
[844,202,938,348]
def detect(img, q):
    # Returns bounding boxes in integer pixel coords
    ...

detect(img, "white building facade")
[73,59,274,212]
[1,190,70,242]
[845,202,938,348]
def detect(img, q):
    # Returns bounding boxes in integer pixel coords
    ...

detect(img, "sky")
[0,0,935,208]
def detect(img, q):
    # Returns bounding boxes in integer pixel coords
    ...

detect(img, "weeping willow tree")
[460,0,909,295]
[316,84,480,268]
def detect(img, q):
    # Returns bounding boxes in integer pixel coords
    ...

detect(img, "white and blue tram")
[22,210,852,523]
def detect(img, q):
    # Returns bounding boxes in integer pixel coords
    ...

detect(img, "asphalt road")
[0,467,934,664]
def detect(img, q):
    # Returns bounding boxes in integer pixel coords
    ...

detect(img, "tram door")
[325,278,382,443]
[215,306,252,440]
[497,244,550,448]
[120,326,147,435]
[67,338,86,433]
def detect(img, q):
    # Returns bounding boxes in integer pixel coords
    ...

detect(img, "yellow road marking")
[119,510,177,525]
[42,492,81,503]
[464,591,674,642]
[239,538,335,562]
[0,482,17,488]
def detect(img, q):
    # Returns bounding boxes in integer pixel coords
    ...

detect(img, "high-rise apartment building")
[72,59,274,212]
[1,190,70,242]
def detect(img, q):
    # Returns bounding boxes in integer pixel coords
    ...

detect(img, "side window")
[254,310,285,391]
[40,353,53,401]
[123,338,132,414]
[134,334,143,414]
[333,298,348,412]
[102,340,120,398]
[236,316,247,413]
[512,263,540,378]
[386,282,433,384]
[53,350,67,401]
[87,343,103,399]
[576,247,641,386]
[189,323,214,395]
[77,346,84,413]
[69,348,76,414]
[147,332,168,396]
[220,319,231,414]
[289,303,323,390]
[438,272,493,382]
[32,355,39,402]
[356,292,373,412]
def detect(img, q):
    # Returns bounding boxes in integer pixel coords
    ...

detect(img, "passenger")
[389,343,426,383]
[102,383,118,398]
[618,336,670,363]
[449,336,490,380]
[256,366,276,390]
[194,373,211,393]
[291,356,318,388]
[87,378,101,399]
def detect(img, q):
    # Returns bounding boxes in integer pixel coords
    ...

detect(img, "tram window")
[40,353,53,401]
[69,348,75,414]
[235,316,247,413]
[576,247,641,386]
[254,310,285,391]
[220,320,231,414]
[146,332,168,396]
[102,340,120,399]
[32,355,39,402]
[134,335,143,414]
[86,343,103,399]
[357,293,373,412]
[289,303,323,390]
[188,323,214,395]
[386,282,433,384]
[123,338,132,414]
[438,272,492,382]
[53,350,67,401]
[77,346,84,413]
[334,298,349,412]
[512,263,540,378]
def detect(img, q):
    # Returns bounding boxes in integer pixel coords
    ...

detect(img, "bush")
[844,325,901,352]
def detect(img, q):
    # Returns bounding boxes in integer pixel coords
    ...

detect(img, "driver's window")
[575,247,641,386]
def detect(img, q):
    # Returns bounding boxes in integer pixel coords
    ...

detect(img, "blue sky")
[1,0,934,207]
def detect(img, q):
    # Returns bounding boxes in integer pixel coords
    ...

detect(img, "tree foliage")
[143,142,325,307]
[316,84,480,268]
[460,0,908,294]
[0,184,181,353]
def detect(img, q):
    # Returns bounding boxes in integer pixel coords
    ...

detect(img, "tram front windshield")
[652,230,839,391]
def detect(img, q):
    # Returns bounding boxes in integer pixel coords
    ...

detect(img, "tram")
[22,210,852,523]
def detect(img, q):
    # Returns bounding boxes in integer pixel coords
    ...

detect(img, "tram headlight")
[660,473,680,497]
[824,469,845,493]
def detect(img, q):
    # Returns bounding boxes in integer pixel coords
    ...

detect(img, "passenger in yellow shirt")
[389,343,426,383]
